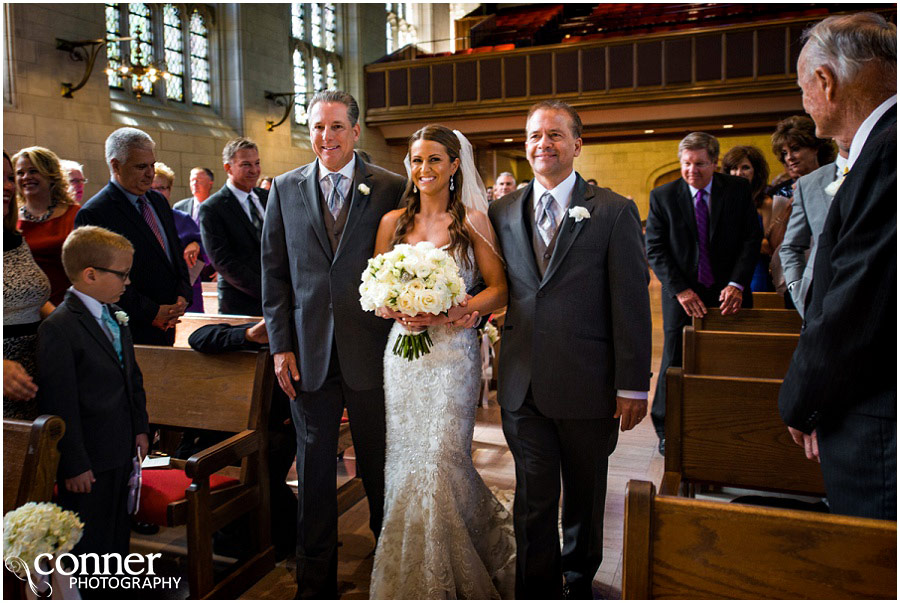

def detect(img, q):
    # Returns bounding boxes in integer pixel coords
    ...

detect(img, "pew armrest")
[659,471,683,496]
[184,430,261,480]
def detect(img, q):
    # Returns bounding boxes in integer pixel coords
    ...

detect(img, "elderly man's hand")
[788,426,820,462]
[719,285,743,316]
[614,396,647,431]
[676,288,707,318]
[274,351,300,399]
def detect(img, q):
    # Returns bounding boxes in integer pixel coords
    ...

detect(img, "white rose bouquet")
[3,502,83,579]
[360,241,467,360]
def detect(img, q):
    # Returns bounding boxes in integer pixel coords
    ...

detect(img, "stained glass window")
[106,3,123,88]
[291,3,305,40]
[293,48,307,125]
[312,56,323,93]
[163,4,184,101]
[310,4,322,48]
[323,4,336,52]
[291,4,342,130]
[190,10,210,106]
[326,61,337,91]
[386,3,416,54]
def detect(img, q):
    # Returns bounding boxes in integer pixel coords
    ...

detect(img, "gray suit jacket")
[261,155,407,393]
[779,162,838,317]
[488,174,652,418]
[173,197,196,217]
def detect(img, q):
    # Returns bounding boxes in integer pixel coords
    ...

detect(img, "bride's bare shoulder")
[464,209,491,233]
[379,208,406,228]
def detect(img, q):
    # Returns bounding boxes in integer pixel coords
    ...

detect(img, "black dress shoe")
[658,438,666,456]
[131,519,159,535]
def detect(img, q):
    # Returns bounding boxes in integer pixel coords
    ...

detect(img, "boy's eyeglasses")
[93,266,130,281]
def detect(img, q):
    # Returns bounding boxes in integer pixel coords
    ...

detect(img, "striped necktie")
[138,196,166,250]
[537,191,559,246]
[327,173,344,220]
[247,191,263,235]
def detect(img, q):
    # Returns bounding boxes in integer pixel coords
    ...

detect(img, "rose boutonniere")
[358,183,370,196]
[824,168,848,197]
[114,310,130,326]
[568,206,591,222]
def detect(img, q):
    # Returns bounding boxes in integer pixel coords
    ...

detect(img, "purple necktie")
[694,189,714,287]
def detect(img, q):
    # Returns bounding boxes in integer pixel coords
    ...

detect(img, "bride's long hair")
[391,125,473,269]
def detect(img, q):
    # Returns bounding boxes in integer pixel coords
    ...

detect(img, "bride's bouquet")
[4,502,83,596]
[360,241,467,361]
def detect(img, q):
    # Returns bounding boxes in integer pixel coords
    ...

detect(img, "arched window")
[105,3,214,107]
[386,3,416,54]
[190,10,211,106]
[291,3,342,130]
[163,4,184,101]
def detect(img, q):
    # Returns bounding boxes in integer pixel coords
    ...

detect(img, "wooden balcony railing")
[364,10,894,127]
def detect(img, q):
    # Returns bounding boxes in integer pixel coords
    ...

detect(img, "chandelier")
[104,27,170,101]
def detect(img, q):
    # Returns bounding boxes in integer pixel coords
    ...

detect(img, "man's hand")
[65,470,96,494]
[183,241,200,268]
[274,351,300,399]
[788,426,820,462]
[135,433,150,459]
[152,298,188,330]
[614,396,647,432]
[719,285,743,316]
[245,320,269,344]
[3,359,38,401]
[676,288,707,318]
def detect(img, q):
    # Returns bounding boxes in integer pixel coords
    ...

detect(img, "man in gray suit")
[173,167,214,224]
[260,90,407,598]
[489,100,652,599]
[779,143,849,316]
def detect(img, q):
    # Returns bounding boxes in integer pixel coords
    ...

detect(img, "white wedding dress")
[370,246,516,599]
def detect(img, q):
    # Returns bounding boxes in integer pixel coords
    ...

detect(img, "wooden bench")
[693,308,801,334]
[662,368,825,497]
[135,345,274,599]
[623,479,897,599]
[682,326,799,380]
[174,312,261,349]
[3,415,66,514]
[752,291,786,309]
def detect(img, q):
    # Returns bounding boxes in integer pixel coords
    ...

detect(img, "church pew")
[692,307,801,334]
[661,368,825,497]
[623,480,897,599]
[174,312,261,349]
[682,326,799,380]
[751,291,786,309]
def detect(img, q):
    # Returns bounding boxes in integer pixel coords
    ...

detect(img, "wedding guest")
[75,127,191,346]
[779,11,896,520]
[493,171,516,198]
[60,159,87,204]
[38,225,150,571]
[261,90,407,598]
[646,132,761,454]
[767,116,836,297]
[722,145,774,291]
[155,162,210,313]
[13,147,80,306]
[3,151,53,419]
[174,166,214,225]
[259,176,273,191]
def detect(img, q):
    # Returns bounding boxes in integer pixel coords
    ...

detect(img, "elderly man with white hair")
[778,12,896,520]
[74,127,191,346]
[59,159,87,204]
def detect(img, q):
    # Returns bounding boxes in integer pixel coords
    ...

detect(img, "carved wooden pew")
[623,480,897,599]
[752,291,787,309]
[661,368,825,497]
[682,326,799,380]
[135,345,275,599]
[693,308,802,334]
[3,415,65,514]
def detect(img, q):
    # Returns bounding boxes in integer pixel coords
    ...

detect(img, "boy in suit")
[38,225,150,564]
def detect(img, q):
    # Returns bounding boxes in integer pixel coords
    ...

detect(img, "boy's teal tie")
[101,305,123,363]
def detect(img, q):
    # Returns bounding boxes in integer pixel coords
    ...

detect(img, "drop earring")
[449,176,455,192]
[413,183,418,193]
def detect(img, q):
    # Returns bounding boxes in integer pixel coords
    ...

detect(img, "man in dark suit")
[261,90,407,598]
[199,138,268,316]
[489,100,652,599]
[779,12,896,520]
[173,166,213,223]
[75,127,192,346]
[645,132,761,453]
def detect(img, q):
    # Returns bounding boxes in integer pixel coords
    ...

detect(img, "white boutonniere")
[824,170,848,197]
[568,206,591,222]
[114,310,130,326]
[358,183,370,196]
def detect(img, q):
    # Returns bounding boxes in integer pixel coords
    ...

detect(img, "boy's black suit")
[38,290,149,557]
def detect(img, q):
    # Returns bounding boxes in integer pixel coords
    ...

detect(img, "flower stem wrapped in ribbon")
[360,241,467,361]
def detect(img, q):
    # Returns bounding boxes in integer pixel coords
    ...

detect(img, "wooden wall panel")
[480,58,502,99]
[504,55,527,98]
[529,53,552,95]
[695,35,722,81]
[410,66,430,105]
[726,31,754,79]
[456,61,477,102]
[433,64,453,103]
[388,68,408,107]
[637,41,662,87]
[582,47,605,91]
[366,71,386,109]
[555,51,579,93]
[665,38,692,84]
[609,44,634,89]
[757,28,786,76]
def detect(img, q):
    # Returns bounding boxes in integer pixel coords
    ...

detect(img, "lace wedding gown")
[370,247,516,599]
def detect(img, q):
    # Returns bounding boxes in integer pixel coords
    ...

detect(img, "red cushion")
[136,469,239,526]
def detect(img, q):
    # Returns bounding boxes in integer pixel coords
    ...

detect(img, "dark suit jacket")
[75,183,192,345]
[646,172,761,324]
[37,291,149,479]
[488,174,652,418]
[779,105,897,432]
[199,185,269,316]
[261,155,407,392]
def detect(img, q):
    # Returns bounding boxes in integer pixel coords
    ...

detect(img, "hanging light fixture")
[103,26,170,101]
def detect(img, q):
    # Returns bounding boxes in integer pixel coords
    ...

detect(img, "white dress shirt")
[318,153,356,204]
[69,287,115,342]
[226,180,266,224]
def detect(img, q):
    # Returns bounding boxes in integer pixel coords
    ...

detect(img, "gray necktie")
[246,192,263,235]
[537,191,559,246]
[327,173,344,220]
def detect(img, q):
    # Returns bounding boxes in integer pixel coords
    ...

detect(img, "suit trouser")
[501,390,618,600]
[818,412,897,520]
[291,344,386,599]
[651,286,721,439]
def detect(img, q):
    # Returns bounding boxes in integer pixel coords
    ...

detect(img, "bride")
[369,125,515,599]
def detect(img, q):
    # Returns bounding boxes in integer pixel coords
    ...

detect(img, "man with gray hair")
[75,127,191,345]
[779,12,896,520]
[493,171,516,198]
[60,159,87,203]
[645,131,761,454]
[199,137,268,316]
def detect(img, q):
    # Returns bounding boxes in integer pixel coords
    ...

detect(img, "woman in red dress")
[13,147,80,306]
